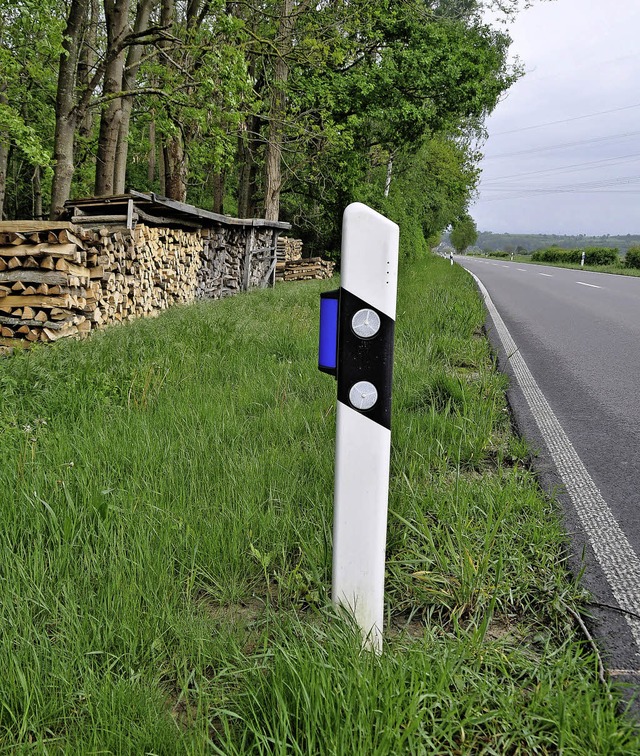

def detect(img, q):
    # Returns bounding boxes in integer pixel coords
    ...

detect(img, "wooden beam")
[0,221,78,233]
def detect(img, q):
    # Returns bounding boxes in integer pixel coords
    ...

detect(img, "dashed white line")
[468,269,640,655]
[539,273,553,277]
[576,281,602,289]
[501,265,509,268]
[517,268,527,272]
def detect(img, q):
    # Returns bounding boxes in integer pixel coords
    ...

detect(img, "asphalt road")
[457,256,640,700]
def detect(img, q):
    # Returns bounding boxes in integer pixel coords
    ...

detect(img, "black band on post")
[336,287,395,430]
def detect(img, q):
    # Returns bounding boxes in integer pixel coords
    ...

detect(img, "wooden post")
[242,226,255,291]
[270,229,279,287]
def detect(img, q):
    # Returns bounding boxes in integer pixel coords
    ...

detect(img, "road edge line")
[467,269,640,656]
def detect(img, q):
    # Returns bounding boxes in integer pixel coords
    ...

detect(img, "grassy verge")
[0,254,638,752]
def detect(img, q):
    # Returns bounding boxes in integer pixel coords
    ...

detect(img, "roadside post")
[581,250,585,267]
[318,202,399,652]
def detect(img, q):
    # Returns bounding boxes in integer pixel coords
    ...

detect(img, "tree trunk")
[113,0,156,193]
[94,0,130,196]
[264,0,294,221]
[237,116,259,218]
[158,0,186,199]
[77,0,100,142]
[212,170,225,214]
[384,154,393,197]
[0,92,8,220]
[148,119,156,185]
[33,166,43,219]
[50,0,90,219]
[163,136,187,201]
[0,140,8,220]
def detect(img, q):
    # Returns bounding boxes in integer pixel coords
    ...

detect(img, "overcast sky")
[473,0,640,235]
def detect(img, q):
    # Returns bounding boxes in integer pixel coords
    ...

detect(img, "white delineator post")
[332,202,399,652]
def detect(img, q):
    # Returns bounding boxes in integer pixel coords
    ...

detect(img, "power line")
[484,130,640,160]
[479,188,640,203]
[480,152,640,184]
[490,103,640,136]
[483,175,640,193]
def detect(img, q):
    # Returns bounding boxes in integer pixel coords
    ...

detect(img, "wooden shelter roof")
[64,190,292,231]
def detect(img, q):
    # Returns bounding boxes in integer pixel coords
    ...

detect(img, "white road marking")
[576,281,601,289]
[501,265,509,268]
[517,268,527,272]
[468,270,640,657]
[539,273,553,277]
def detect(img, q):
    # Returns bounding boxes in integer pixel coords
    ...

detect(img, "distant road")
[458,256,640,689]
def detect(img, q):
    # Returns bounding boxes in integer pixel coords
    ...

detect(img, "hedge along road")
[457,256,640,701]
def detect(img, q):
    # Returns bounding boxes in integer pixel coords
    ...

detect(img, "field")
[0,254,638,752]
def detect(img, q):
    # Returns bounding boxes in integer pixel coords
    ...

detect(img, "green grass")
[0,254,638,753]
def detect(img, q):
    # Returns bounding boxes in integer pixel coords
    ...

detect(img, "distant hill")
[471,232,640,255]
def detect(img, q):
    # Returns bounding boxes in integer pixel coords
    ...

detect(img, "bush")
[625,246,640,269]
[583,247,619,265]
[487,250,509,258]
[531,248,576,263]
[531,247,619,265]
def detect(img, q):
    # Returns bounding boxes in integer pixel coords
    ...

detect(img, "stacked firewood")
[274,237,334,281]
[0,222,96,345]
[196,226,272,299]
[276,236,301,281]
[282,257,335,281]
[0,221,204,346]
[92,223,202,326]
[0,218,287,352]
[277,236,303,262]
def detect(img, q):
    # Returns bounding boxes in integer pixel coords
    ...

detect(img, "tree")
[50,0,90,219]
[1,0,530,246]
[271,0,517,254]
[0,0,62,219]
[450,214,478,254]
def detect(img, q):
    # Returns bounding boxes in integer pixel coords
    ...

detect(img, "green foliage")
[625,246,640,269]
[531,247,619,265]
[488,250,509,258]
[1,0,520,254]
[0,102,50,168]
[583,247,620,264]
[348,136,478,262]
[278,2,516,255]
[0,0,62,215]
[450,214,478,253]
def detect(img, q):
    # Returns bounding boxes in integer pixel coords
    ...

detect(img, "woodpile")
[275,236,334,281]
[198,226,278,297]
[0,222,95,346]
[277,236,303,262]
[0,221,205,349]
[0,216,285,352]
[92,223,202,327]
[281,257,335,281]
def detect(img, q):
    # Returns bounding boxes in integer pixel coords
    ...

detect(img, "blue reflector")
[319,292,339,375]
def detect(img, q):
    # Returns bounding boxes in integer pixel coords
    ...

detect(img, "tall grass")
[0,254,637,752]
